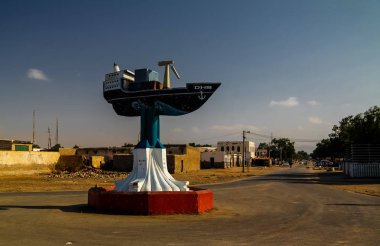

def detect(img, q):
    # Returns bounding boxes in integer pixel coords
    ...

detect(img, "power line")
[244,131,321,143]
[191,131,241,142]
[189,129,321,144]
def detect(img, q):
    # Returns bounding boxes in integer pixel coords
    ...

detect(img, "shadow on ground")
[325,203,380,207]
[243,168,380,186]
[0,204,90,213]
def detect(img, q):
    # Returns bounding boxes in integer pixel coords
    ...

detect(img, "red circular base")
[88,186,213,215]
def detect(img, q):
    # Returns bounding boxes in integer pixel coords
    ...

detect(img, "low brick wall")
[0,151,60,166]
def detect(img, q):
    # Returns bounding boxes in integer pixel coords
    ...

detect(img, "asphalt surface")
[0,166,379,246]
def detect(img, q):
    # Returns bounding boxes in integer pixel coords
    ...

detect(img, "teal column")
[137,106,162,148]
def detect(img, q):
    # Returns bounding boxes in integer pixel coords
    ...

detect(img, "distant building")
[201,141,256,168]
[113,144,200,174]
[217,141,256,159]
[75,147,133,164]
[0,139,32,151]
[256,148,268,157]
[201,150,240,168]
[166,144,201,173]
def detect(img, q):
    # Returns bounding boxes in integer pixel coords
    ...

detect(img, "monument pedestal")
[115,148,189,192]
[88,147,213,214]
[88,186,213,215]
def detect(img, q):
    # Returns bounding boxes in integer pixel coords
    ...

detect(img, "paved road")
[0,166,379,246]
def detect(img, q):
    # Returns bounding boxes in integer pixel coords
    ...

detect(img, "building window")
[232,146,235,151]
[221,146,224,152]
[226,146,230,151]
[237,146,240,152]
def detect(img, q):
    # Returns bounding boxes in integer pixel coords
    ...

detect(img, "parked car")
[315,160,333,167]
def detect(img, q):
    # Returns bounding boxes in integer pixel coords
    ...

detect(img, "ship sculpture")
[104,60,220,192]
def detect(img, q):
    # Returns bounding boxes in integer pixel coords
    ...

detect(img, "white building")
[200,141,255,169]
[201,151,241,168]
[217,141,255,160]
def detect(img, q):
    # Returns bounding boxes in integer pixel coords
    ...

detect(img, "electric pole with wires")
[242,130,251,172]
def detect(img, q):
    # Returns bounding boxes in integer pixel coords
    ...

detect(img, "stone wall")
[0,151,60,166]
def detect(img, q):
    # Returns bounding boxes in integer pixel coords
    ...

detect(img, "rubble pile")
[48,168,128,179]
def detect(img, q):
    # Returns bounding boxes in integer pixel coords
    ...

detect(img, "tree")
[312,105,380,159]
[122,143,135,147]
[296,150,309,160]
[50,144,62,151]
[73,145,79,148]
[257,142,269,149]
[270,138,296,160]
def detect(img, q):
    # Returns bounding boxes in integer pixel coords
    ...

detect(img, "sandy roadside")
[0,166,379,197]
[0,166,280,192]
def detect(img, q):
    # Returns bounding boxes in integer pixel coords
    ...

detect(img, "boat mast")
[158,60,180,89]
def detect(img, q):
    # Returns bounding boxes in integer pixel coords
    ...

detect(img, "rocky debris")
[48,168,129,179]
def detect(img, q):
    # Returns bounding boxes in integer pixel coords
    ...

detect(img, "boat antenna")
[113,62,120,72]
[158,60,180,88]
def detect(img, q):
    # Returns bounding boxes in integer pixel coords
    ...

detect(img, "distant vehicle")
[315,160,333,167]
[282,162,290,167]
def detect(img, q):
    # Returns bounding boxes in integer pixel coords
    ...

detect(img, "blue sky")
[0,0,379,152]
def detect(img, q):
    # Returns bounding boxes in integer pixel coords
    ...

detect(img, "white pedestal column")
[115,148,189,192]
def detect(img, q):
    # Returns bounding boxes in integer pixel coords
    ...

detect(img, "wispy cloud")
[269,97,299,108]
[27,68,49,81]
[297,125,305,131]
[307,100,320,106]
[308,116,323,125]
[191,127,200,133]
[209,124,259,131]
[171,127,184,133]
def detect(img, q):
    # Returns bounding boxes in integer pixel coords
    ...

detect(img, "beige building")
[75,147,133,164]
[113,145,201,174]
[166,145,200,174]
[0,139,33,151]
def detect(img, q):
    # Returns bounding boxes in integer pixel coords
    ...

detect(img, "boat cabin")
[103,65,163,93]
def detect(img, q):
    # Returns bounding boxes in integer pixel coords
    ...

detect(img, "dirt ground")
[314,168,380,197]
[0,166,278,192]
[0,165,379,197]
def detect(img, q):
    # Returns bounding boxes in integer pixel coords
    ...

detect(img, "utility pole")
[55,118,59,146]
[32,110,35,145]
[268,132,273,160]
[242,131,245,173]
[242,130,251,173]
[48,127,52,149]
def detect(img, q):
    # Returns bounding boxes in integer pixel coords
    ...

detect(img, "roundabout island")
[88,60,220,214]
